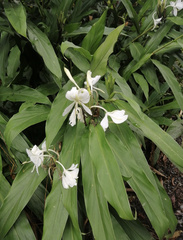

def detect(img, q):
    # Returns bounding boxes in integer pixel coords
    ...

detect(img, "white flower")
[26,141,46,174]
[86,70,101,92]
[56,161,79,189]
[63,87,92,126]
[62,164,79,189]
[167,0,183,16]
[91,106,128,131]
[64,67,80,89]
[152,12,162,30]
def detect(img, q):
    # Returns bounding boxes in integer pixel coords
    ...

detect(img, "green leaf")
[4,211,36,240]
[111,215,131,240]
[106,129,170,239]
[167,16,183,25]
[63,219,82,240]
[141,62,160,93]
[145,21,173,53]
[166,119,183,139]
[27,22,62,87]
[0,85,51,104]
[0,173,36,239]
[91,24,124,76]
[64,48,90,72]
[154,176,177,238]
[123,53,152,80]
[109,69,145,115]
[61,41,92,61]
[27,184,47,221]
[133,73,149,100]
[60,124,83,234]
[0,32,10,86]
[152,59,183,110]
[129,42,144,61]
[112,215,155,240]
[81,131,116,240]
[4,104,50,150]
[4,2,27,37]
[120,0,139,32]
[7,45,21,79]
[0,164,47,239]
[42,171,68,240]
[82,10,107,54]
[115,100,183,171]
[89,125,133,220]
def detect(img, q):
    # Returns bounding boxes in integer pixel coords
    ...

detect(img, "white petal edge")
[62,102,75,116]
[100,114,109,131]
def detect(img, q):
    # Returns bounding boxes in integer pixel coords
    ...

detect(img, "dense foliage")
[0,0,183,239]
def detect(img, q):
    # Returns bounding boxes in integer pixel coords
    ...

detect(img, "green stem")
[152,34,183,55]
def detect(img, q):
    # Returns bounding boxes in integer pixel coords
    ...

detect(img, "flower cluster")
[26,141,79,189]
[152,0,183,31]
[168,0,183,16]
[63,68,128,131]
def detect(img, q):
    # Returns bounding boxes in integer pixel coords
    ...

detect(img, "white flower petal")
[81,103,92,115]
[41,141,47,151]
[69,108,77,126]
[173,7,178,15]
[65,87,78,101]
[78,88,90,103]
[86,70,101,91]
[100,113,109,131]
[26,146,44,175]
[177,2,183,9]
[107,110,128,124]
[62,102,75,116]
[62,164,79,189]
[64,68,80,89]
[76,107,84,123]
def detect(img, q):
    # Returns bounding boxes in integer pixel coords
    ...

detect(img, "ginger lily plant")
[1,1,183,240]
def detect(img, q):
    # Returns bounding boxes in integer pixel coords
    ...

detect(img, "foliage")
[0,0,183,239]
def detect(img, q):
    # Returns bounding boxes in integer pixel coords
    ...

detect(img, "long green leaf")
[0,172,36,239]
[152,59,183,110]
[145,21,174,53]
[42,171,68,240]
[0,164,47,238]
[82,10,107,54]
[120,0,139,32]
[106,130,171,239]
[0,85,51,104]
[133,73,149,100]
[123,53,152,80]
[81,130,116,240]
[115,100,183,171]
[0,32,10,86]
[89,125,133,220]
[7,45,21,79]
[112,215,155,240]
[60,124,83,235]
[111,214,154,240]
[91,24,124,76]
[4,2,27,37]
[3,211,36,240]
[62,219,82,240]
[27,22,62,87]
[4,105,50,150]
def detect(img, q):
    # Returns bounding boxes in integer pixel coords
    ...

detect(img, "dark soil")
[155,152,183,240]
